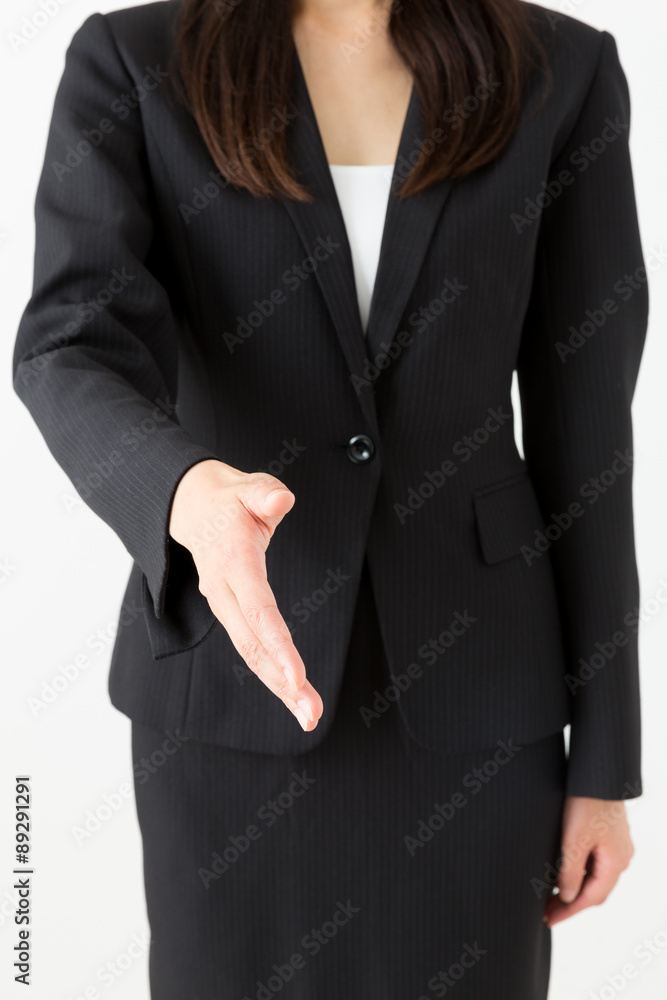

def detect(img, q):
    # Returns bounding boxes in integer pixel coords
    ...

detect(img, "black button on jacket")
[12,0,649,800]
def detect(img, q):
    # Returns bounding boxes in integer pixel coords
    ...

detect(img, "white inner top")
[328,163,395,335]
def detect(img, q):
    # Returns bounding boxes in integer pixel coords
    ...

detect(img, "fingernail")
[283,665,299,692]
[560,891,575,903]
[298,697,314,722]
[294,706,309,731]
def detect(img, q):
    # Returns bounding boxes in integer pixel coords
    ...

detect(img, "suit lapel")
[364,100,456,362]
[280,52,379,431]
[280,48,456,426]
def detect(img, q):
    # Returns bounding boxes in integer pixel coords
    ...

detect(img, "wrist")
[169,458,238,549]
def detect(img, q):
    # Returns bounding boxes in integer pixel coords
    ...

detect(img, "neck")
[292,0,393,22]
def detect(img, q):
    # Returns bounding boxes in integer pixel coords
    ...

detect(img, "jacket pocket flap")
[472,473,541,565]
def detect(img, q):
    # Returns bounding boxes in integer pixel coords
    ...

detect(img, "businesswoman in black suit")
[13,0,647,996]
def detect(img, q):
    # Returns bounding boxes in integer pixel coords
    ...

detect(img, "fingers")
[544,872,619,927]
[210,584,319,732]
[556,854,589,906]
[543,850,620,928]
[204,539,323,731]
[225,538,305,682]
[190,472,324,731]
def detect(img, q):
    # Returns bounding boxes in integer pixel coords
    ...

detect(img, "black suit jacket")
[13,0,648,799]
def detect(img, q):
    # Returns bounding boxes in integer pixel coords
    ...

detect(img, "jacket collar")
[280,48,456,431]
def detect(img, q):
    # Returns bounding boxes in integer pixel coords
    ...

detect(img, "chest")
[291,11,413,165]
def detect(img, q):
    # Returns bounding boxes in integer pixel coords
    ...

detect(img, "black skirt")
[131,557,567,1000]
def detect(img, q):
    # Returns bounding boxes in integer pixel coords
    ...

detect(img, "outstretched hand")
[169,459,324,733]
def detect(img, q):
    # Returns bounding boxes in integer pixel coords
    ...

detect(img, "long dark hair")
[170,0,551,202]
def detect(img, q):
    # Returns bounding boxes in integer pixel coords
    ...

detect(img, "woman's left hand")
[543,795,635,927]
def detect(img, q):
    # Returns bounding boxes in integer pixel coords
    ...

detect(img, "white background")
[1,1,665,998]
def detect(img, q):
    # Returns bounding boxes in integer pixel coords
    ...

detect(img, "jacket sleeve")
[12,12,220,655]
[516,30,649,800]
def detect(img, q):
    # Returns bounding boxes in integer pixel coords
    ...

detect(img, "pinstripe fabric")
[132,558,567,999]
[12,1,648,800]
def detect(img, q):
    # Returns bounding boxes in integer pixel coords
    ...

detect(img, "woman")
[13,0,647,997]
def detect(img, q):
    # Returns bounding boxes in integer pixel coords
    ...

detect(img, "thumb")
[556,849,589,904]
[252,481,295,521]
